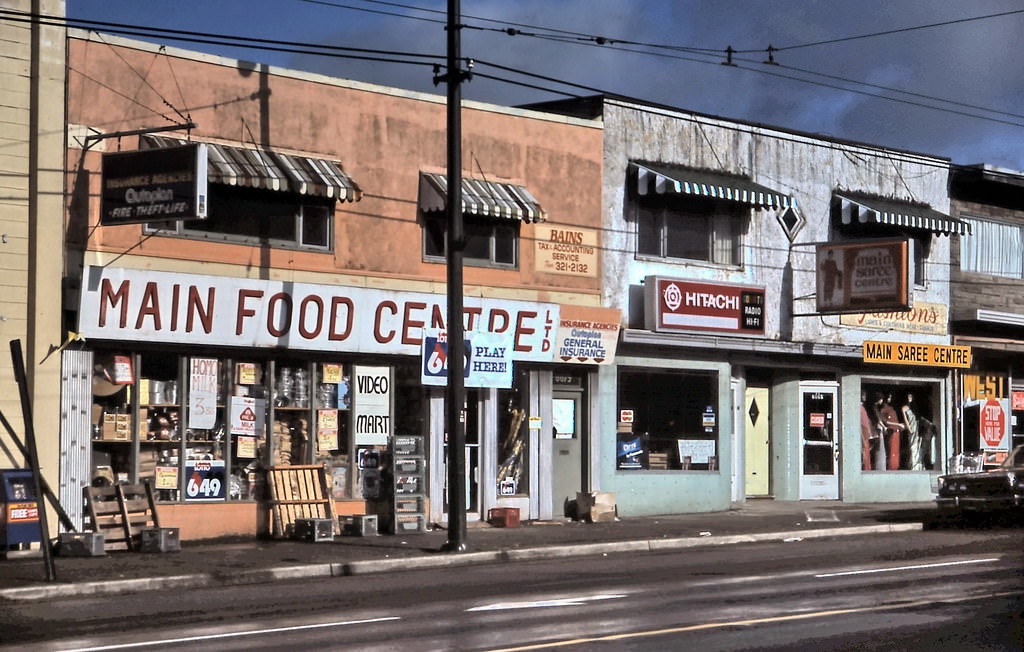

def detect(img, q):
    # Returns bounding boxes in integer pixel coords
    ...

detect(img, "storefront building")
[949,164,1024,465]
[61,32,611,539]
[533,96,968,514]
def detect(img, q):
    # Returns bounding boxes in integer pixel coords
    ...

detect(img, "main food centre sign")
[816,239,912,314]
[862,340,972,368]
[77,266,620,364]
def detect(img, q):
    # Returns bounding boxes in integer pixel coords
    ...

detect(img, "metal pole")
[442,0,467,552]
[10,340,57,580]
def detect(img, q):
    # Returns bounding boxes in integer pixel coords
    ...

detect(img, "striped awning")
[419,172,546,223]
[631,161,793,209]
[835,192,970,236]
[143,135,361,202]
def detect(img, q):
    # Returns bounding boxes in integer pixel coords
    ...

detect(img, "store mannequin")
[901,392,923,471]
[881,392,904,470]
[871,392,887,471]
[860,391,874,470]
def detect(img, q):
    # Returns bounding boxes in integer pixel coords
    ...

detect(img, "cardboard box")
[576,491,617,523]
[487,507,520,528]
[293,518,334,542]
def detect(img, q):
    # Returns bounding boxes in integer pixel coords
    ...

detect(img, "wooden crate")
[267,465,338,538]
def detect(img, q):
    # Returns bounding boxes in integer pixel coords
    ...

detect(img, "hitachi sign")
[685,292,740,310]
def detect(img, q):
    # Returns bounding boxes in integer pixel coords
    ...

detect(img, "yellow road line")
[487,590,1021,651]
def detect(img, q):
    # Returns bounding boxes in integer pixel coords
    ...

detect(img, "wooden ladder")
[83,482,160,552]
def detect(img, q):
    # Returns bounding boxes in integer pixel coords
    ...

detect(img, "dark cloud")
[67,0,1024,169]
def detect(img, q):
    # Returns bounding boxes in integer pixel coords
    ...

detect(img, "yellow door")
[744,386,770,496]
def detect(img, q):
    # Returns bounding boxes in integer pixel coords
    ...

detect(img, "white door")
[799,382,840,500]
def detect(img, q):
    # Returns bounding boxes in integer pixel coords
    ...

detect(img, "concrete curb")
[0,522,924,602]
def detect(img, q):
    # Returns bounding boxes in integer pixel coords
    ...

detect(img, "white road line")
[815,557,1001,578]
[468,594,627,612]
[64,616,401,651]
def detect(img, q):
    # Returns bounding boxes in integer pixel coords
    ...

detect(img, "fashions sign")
[78,266,558,360]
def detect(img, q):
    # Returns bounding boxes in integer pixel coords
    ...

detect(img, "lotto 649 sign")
[185,460,226,501]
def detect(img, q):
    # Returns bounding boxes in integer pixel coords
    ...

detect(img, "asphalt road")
[3,527,1022,651]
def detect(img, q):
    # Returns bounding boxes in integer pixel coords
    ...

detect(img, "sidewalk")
[0,501,937,602]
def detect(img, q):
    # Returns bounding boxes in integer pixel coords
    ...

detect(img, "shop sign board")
[816,238,912,314]
[78,266,558,361]
[554,305,621,364]
[188,357,218,429]
[862,341,972,368]
[644,276,765,335]
[101,143,208,225]
[185,459,225,501]
[676,439,715,465]
[420,329,514,388]
[962,373,1010,452]
[840,300,948,335]
[154,466,178,490]
[1013,391,1024,411]
[354,365,390,446]
[534,225,599,277]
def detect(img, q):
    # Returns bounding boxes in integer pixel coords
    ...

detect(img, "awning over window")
[631,161,793,209]
[143,135,361,201]
[419,172,546,223]
[835,192,970,236]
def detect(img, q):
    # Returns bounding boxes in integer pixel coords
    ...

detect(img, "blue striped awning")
[836,192,970,236]
[632,161,793,209]
[143,135,361,201]
[419,172,546,223]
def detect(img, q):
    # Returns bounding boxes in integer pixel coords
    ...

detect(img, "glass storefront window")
[861,381,940,472]
[617,368,719,471]
[314,362,351,500]
[496,370,529,497]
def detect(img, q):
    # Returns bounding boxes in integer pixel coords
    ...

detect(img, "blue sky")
[66,0,1024,170]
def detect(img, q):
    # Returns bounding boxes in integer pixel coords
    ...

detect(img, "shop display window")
[496,370,529,496]
[90,353,136,489]
[616,368,719,471]
[312,362,351,500]
[138,352,190,501]
[861,381,939,472]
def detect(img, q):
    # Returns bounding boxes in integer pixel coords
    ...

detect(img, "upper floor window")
[959,215,1023,279]
[635,195,743,266]
[139,135,360,253]
[628,162,792,268]
[423,213,519,267]
[146,185,334,251]
[418,172,546,270]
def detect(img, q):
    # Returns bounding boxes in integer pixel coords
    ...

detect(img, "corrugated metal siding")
[59,349,93,531]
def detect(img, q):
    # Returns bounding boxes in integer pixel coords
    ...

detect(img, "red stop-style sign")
[980,398,1005,447]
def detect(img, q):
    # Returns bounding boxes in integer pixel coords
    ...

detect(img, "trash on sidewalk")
[487,507,520,528]
[575,492,617,523]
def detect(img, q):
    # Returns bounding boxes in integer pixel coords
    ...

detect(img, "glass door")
[799,382,840,500]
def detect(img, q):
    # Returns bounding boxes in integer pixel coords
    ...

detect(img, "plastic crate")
[139,527,180,553]
[57,532,106,557]
[293,518,334,543]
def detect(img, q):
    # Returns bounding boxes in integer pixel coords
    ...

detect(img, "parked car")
[935,445,1024,518]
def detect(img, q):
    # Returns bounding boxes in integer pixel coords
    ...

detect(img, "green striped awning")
[836,192,970,236]
[143,135,361,201]
[632,161,793,209]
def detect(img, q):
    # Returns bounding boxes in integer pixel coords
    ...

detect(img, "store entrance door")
[551,391,583,517]
[744,386,771,496]
[429,390,482,525]
[799,382,840,500]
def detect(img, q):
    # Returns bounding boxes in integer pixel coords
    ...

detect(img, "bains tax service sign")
[78,266,558,361]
